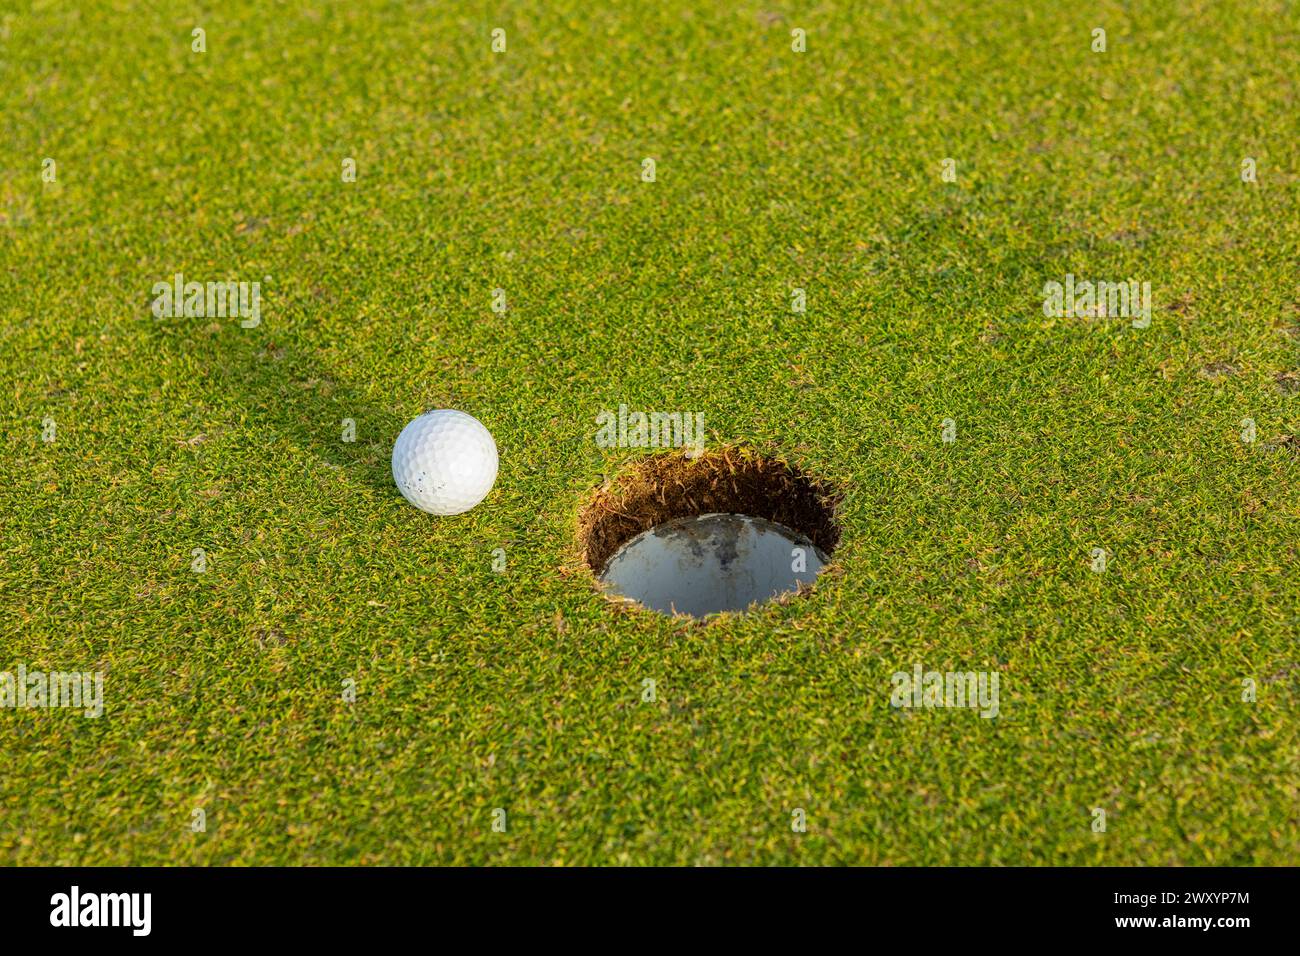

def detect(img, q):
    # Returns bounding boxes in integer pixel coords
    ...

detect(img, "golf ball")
[391,410,498,515]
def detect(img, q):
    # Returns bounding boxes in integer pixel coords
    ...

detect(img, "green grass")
[2,0,1298,865]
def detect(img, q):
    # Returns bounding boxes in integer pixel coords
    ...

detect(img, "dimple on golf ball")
[391,410,498,515]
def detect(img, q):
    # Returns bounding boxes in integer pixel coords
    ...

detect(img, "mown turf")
[1,0,1297,864]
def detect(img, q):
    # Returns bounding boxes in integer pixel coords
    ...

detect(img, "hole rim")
[576,447,844,621]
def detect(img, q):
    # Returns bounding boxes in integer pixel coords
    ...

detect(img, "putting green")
[1,0,1297,864]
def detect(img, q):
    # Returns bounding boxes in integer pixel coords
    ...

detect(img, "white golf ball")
[391,410,498,515]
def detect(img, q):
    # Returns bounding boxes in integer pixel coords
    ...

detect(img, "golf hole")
[578,450,841,619]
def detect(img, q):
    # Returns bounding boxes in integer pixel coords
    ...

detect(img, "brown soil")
[578,448,843,574]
